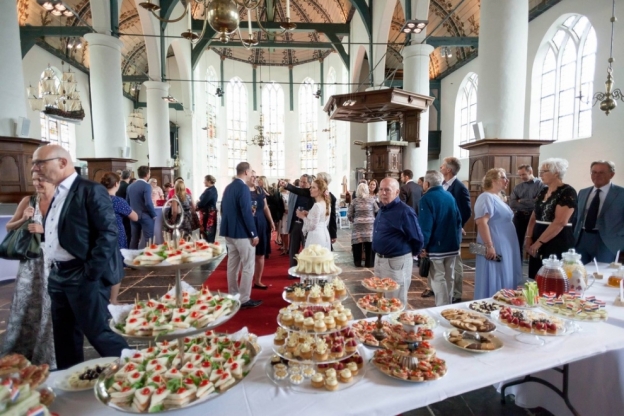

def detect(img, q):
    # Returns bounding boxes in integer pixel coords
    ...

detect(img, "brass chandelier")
[138,0,297,48]
[593,0,624,115]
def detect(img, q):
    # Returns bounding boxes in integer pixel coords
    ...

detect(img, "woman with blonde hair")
[474,168,523,298]
[525,158,577,279]
[167,180,195,237]
[296,178,331,250]
[348,182,379,267]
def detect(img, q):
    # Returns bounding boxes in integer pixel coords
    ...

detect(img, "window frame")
[261,82,285,178]
[226,77,248,177]
[298,77,318,175]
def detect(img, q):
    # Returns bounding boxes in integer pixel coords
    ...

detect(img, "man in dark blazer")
[32,145,128,370]
[439,157,472,303]
[220,162,261,309]
[126,165,157,249]
[574,160,624,264]
[400,169,424,213]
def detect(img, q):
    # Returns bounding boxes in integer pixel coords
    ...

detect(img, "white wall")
[438,0,622,189]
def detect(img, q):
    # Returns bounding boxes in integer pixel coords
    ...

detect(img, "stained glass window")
[457,73,478,158]
[299,77,318,174]
[206,66,218,173]
[262,83,285,178]
[535,15,596,141]
[226,77,248,176]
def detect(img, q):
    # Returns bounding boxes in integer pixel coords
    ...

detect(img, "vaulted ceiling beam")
[206,41,334,49]
[32,39,90,75]
[348,0,371,37]
[325,33,349,70]
[122,75,150,83]
[20,25,93,38]
[426,37,478,48]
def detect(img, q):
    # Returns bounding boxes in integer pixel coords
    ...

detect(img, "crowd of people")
[3,144,623,373]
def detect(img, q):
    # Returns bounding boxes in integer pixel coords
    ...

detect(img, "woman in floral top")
[525,158,577,279]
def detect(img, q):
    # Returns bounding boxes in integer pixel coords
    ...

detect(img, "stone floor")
[0,228,551,415]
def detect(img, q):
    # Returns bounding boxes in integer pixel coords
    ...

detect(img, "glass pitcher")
[535,255,569,296]
[561,249,590,292]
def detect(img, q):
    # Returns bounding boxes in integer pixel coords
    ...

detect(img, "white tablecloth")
[502,262,624,416]
[46,266,624,416]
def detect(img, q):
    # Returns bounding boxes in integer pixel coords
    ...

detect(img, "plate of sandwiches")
[54,357,117,392]
[94,331,261,413]
[122,240,224,270]
[109,285,240,340]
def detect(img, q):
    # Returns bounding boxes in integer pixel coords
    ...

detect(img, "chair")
[339,207,350,229]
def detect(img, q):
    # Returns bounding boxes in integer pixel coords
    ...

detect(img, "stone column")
[402,44,434,173]
[84,33,127,157]
[366,87,388,143]
[143,81,171,167]
[477,0,528,139]
[0,1,28,136]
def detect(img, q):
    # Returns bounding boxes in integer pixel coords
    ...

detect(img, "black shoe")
[241,299,262,309]
[452,297,463,304]
[421,289,434,298]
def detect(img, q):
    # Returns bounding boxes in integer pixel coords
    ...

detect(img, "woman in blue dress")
[474,168,523,299]
[101,172,138,304]
[247,171,276,289]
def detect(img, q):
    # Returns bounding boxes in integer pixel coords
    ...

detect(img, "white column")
[84,33,127,157]
[143,81,171,167]
[402,44,434,173]
[0,1,28,136]
[477,0,528,139]
[365,87,388,142]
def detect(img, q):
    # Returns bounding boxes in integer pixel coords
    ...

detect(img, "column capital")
[402,44,435,59]
[143,81,170,92]
[84,33,123,51]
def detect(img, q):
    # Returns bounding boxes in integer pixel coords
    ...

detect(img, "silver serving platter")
[94,340,260,414]
[272,341,360,365]
[490,310,574,337]
[109,297,240,341]
[443,330,504,353]
[287,266,342,280]
[124,253,225,271]
[361,281,400,293]
[371,359,447,383]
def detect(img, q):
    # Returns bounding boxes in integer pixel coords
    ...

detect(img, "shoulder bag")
[0,197,42,261]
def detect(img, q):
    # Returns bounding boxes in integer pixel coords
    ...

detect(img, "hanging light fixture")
[593,0,624,115]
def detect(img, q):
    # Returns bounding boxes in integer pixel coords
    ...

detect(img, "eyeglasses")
[378,188,394,193]
[538,170,550,174]
[31,157,61,168]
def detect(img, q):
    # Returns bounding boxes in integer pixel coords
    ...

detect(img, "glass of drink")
[296,206,304,223]
[251,201,258,216]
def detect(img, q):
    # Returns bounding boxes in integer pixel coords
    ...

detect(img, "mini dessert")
[294,287,307,303]
[280,312,294,327]
[321,286,335,303]
[346,362,359,376]
[357,295,403,313]
[325,376,339,391]
[273,363,287,372]
[314,340,329,361]
[308,286,322,303]
[299,343,313,359]
[289,374,304,385]
[362,277,400,292]
[608,262,622,269]
[311,373,324,388]
[274,369,288,380]
[314,320,327,333]
[325,368,337,379]
[324,316,336,330]
[339,369,353,383]
[333,279,347,297]
[302,368,316,379]
[593,271,603,280]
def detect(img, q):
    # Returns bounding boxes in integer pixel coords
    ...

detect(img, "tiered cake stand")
[359,281,404,342]
[96,198,251,413]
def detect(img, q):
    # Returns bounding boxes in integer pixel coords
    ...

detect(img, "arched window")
[39,69,73,156]
[299,77,318,175]
[226,77,248,176]
[535,15,597,141]
[326,67,337,175]
[262,83,285,177]
[206,66,218,173]
[456,73,478,158]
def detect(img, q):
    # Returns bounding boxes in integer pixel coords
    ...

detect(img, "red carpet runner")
[202,236,291,336]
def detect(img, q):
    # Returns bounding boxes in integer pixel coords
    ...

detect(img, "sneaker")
[241,299,262,309]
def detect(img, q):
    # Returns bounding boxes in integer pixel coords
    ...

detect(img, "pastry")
[289,374,304,385]
[324,376,339,391]
[339,369,353,383]
[311,373,324,388]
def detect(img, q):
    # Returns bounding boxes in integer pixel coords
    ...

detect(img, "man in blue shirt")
[419,171,462,306]
[372,178,424,305]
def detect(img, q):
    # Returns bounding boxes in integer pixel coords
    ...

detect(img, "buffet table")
[45,266,624,415]
[501,262,624,416]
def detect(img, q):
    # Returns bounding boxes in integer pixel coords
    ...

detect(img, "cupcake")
[325,368,337,379]
[294,314,305,329]
[304,317,315,331]
[294,287,307,303]
[325,376,339,391]
[314,320,327,333]
[308,286,322,304]
[286,337,298,353]
[300,343,313,359]
[281,312,294,327]
[343,308,353,320]
[314,340,329,361]
[339,369,353,383]
[322,287,335,302]
[311,373,324,388]
[346,362,359,376]
[302,368,316,379]
[324,316,336,330]
[270,355,282,366]
[313,311,325,321]
[345,338,358,354]
[274,328,288,346]
[335,313,348,327]
[333,279,347,297]
[288,365,302,375]
[274,363,287,372]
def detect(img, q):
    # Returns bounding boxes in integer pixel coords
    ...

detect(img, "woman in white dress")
[296,178,331,250]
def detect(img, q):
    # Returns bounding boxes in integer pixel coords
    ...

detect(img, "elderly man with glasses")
[372,178,424,305]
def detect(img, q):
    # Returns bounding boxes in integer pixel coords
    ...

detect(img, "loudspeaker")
[14,117,30,137]
[472,122,485,140]
[123,146,131,158]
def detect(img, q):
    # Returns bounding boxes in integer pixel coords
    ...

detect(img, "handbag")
[419,256,431,277]
[0,198,42,261]
[469,242,502,262]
